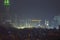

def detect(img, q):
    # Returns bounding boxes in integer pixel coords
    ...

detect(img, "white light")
[46,23,49,26]
[16,27,25,29]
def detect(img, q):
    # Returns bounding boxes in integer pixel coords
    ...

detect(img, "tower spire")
[4,0,10,8]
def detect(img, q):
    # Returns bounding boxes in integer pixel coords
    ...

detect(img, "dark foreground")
[0,25,60,40]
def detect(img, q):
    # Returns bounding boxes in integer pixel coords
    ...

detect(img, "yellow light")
[16,27,25,29]
[32,20,41,21]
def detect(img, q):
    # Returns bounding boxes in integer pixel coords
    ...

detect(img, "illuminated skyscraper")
[4,0,10,7]
[4,0,11,21]
[45,20,49,28]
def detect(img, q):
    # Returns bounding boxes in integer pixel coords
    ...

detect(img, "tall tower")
[4,0,11,21]
[45,20,49,28]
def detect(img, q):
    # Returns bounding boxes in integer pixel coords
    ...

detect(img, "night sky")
[0,0,60,21]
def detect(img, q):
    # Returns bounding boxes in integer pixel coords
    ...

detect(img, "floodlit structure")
[45,20,49,28]
[4,0,10,7]
[32,20,41,22]
[4,0,11,21]
[12,19,42,29]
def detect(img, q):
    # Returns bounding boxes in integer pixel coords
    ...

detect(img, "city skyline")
[0,0,60,26]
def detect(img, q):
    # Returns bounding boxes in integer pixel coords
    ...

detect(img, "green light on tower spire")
[4,0,10,7]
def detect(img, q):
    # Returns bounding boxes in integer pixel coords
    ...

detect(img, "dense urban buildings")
[0,0,60,40]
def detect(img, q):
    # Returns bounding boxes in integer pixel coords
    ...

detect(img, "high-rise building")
[3,0,12,24]
[54,16,60,26]
[45,20,49,28]
[4,0,10,20]
[54,16,60,29]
